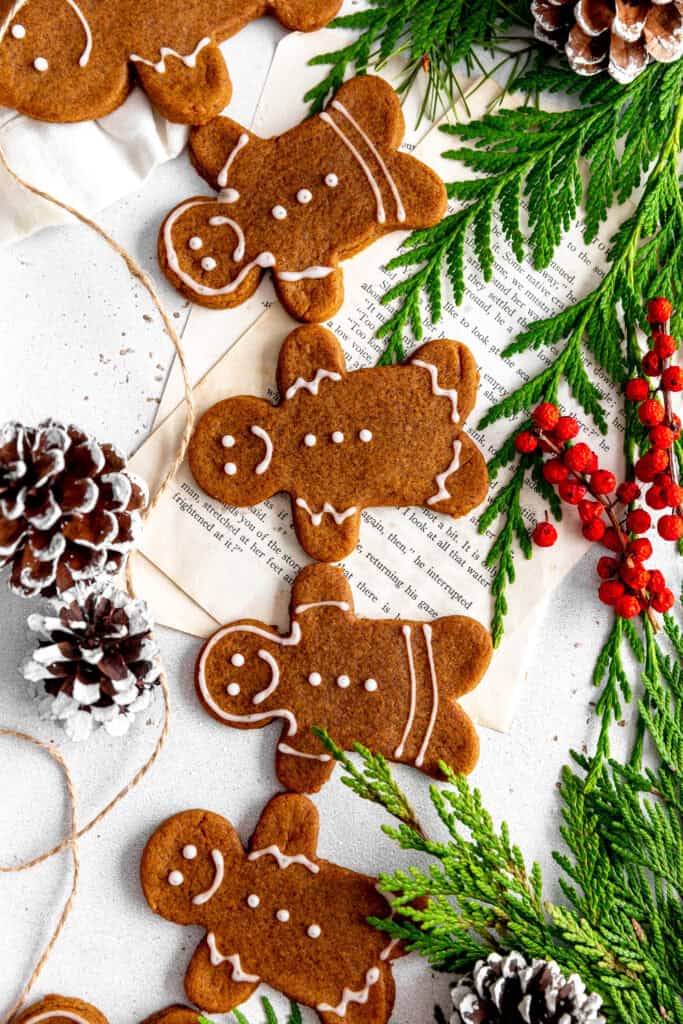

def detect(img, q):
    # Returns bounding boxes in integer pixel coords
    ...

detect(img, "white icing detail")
[247,893,260,908]
[219,188,240,203]
[427,439,462,507]
[276,265,334,282]
[168,870,184,886]
[65,0,92,66]
[395,626,417,758]
[207,933,260,982]
[33,56,48,71]
[193,848,224,905]
[222,435,235,448]
[285,367,342,400]
[248,844,319,874]
[272,205,287,220]
[227,683,241,696]
[21,1012,91,1024]
[318,967,382,1017]
[201,256,217,272]
[412,359,459,422]
[197,623,301,735]
[320,111,386,224]
[224,462,237,476]
[304,434,317,447]
[252,649,280,705]
[278,742,331,762]
[130,36,211,74]
[332,431,344,444]
[217,133,249,189]
[297,189,313,204]
[183,845,198,860]
[295,498,357,527]
[11,23,24,38]
[308,672,322,686]
[359,429,373,442]
[364,678,378,692]
[231,653,245,667]
[208,215,245,261]
[415,624,439,767]
[1,1,92,65]
[308,924,322,938]
[325,173,338,188]
[332,100,406,223]
[251,425,273,475]
[294,601,350,614]
[380,937,401,961]
[189,236,203,251]
[336,675,351,689]
[276,909,290,922]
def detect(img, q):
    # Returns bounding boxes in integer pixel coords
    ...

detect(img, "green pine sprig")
[198,1000,302,1024]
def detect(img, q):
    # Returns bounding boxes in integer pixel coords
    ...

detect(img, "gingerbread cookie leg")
[274,269,345,324]
[268,0,343,31]
[185,938,261,1012]
[275,740,335,793]
[133,42,231,125]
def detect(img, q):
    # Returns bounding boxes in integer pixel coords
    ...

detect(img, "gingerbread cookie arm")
[275,739,336,793]
[328,76,406,152]
[423,434,488,518]
[409,339,480,428]
[290,562,355,612]
[292,497,362,562]
[274,268,345,324]
[190,118,257,190]
[185,939,260,1014]
[249,793,320,867]
[133,42,231,125]
[276,325,347,399]
[268,0,343,32]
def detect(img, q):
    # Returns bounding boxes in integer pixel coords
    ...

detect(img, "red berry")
[624,378,650,401]
[597,556,619,579]
[648,569,666,593]
[563,443,592,473]
[542,458,569,484]
[578,499,603,523]
[671,413,682,438]
[615,594,641,618]
[583,519,606,542]
[646,485,668,510]
[649,425,675,450]
[621,563,649,590]
[661,366,682,392]
[654,333,677,359]
[616,481,641,504]
[636,451,669,482]
[590,469,617,495]
[652,588,675,613]
[559,479,587,505]
[533,402,560,432]
[515,431,538,454]
[553,416,580,442]
[642,351,662,376]
[666,483,683,508]
[628,538,653,561]
[602,527,623,552]
[658,514,683,541]
[638,399,665,427]
[626,509,651,534]
[532,521,558,547]
[599,580,625,606]
[647,297,673,324]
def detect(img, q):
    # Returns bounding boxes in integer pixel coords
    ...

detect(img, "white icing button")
[219,188,239,203]
[224,463,237,476]
[307,924,322,939]
[304,434,317,448]
[201,257,217,272]
[183,845,197,860]
[332,431,344,444]
[364,678,378,692]
[276,909,290,922]
[231,653,245,667]
[11,24,26,39]
[308,672,322,686]
[359,429,373,443]
[247,894,260,908]
[168,870,184,887]
[337,675,351,689]
[222,435,235,448]
[227,683,241,696]
[188,236,203,251]
[325,174,338,188]
[297,189,313,205]
[272,205,287,220]
[33,56,48,72]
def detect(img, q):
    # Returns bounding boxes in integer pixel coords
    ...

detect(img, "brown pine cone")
[0,421,147,598]
[531,0,683,83]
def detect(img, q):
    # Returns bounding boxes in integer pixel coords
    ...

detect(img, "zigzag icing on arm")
[412,359,459,422]
[295,499,357,527]
[284,368,342,400]
[248,844,319,873]
[426,439,462,507]
[207,933,260,982]
[317,967,382,1017]
[131,36,211,73]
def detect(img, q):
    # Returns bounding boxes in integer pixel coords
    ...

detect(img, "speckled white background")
[0,12,665,1024]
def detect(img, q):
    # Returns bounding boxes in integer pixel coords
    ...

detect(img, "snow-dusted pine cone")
[0,421,147,598]
[532,0,683,84]
[23,580,161,741]
[451,951,605,1024]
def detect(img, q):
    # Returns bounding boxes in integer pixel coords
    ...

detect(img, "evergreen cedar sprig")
[317,732,683,1024]
[198,1000,302,1024]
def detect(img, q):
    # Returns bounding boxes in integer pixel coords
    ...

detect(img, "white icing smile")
[192,848,225,906]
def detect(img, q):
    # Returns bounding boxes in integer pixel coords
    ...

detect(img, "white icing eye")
[272,205,287,221]
[34,56,48,71]
[224,463,237,476]
[325,174,339,188]
[276,909,290,922]
[168,870,184,887]
[222,435,235,448]
[231,653,245,667]
[332,431,344,444]
[247,894,260,908]
[307,924,322,939]
[337,675,351,689]
[359,429,373,443]
[201,257,217,272]
[11,24,26,38]
[304,434,317,448]
[188,236,203,251]
[297,189,313,205]
[183,845,198,860]
[220,188,240,203]
[364,679,378,692]
[308,672,322,686]
[227,683,241,696]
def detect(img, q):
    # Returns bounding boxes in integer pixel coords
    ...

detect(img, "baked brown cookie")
[13,996,109,1024]
[189,324,489,562]
[0,1,341,124]
[140,794,404,1021]
[158,75,447,320]
[139,1008,199,1024]
[196,563,491,791]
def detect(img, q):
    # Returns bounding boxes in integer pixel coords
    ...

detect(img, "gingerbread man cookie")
[0,0,341,124]
[141,794,403,1021]
[14,996,109,1024]
[159,76,447,320]
[189,325,489,562]
[196,564,491,791]
[140,1009,199,1024]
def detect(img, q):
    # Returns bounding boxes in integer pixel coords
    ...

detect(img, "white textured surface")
[0,16,666,1024]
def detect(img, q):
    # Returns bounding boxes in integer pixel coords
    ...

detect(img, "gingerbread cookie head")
[14,996,109,1024]
[0,0,341,124]
[159,75,447,320]
[140,1007,201,1024]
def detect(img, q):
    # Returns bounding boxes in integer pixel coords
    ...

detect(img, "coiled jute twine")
[0,142,196,1022]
